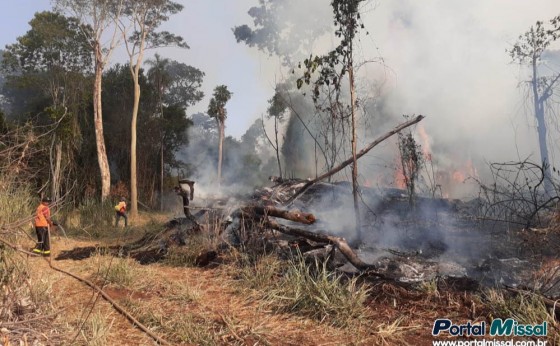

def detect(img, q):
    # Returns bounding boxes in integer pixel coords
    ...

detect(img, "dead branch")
[0,236,172,346]
[285,115,425,205]
[246,206,316,225]
[0,309,64,327]
[265,220,385,276]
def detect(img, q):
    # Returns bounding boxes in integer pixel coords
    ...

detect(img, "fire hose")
[0,235,171,346]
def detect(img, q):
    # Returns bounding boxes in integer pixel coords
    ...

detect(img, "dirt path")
[29,239,156,345]
[15,230,484,346]
[26,237,381,345]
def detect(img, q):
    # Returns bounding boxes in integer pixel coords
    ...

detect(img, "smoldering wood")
[285,115,425,205]
[244,205,316,225]
[265,220,384,275]
[175,179,195,218]
[179,179,195,200]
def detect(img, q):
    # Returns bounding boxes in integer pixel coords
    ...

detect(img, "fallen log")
[265,220,382,275]
[246,206,316,225]
[285,115,425,205]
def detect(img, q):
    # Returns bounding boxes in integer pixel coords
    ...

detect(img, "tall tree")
[266,89,288,178]
[146,54,170,210]
[207,85,232,185]
[146,54,204,209]
[509,15,560,196]
[298,0,365,238]
[119,0,188,217]
[54,0,124,201]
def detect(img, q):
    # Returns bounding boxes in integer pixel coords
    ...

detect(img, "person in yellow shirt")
[114,197,128,227]
[33,196,54,256]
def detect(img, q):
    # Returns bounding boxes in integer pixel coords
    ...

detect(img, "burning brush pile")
[148,176,560,303]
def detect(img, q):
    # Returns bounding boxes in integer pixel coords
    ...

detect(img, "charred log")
[265,220,383,275]
[244,205,316,225]
[175,179,196,220]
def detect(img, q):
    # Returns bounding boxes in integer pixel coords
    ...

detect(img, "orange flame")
[417,124,432,161]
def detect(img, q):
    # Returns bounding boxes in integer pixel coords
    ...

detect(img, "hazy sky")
[1,0,560,164]
[0,0,275,139]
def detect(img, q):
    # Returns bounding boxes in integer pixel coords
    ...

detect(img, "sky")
[0,0,275,139]
[1,0,560,170]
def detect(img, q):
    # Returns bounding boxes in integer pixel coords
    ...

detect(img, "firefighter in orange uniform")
[33,196,54,256]
[115,197,128,227]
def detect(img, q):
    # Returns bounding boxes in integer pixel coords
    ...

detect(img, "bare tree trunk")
[160,88,165,211]
[532,56,553,196]
[130,74,140,217]
[348,57,360,239]
[160,140,164,210]
[330,107,336,182]
[50,137,62,202]
[93,55,111,201]
[217,121,224,185]
[274,116,282,179]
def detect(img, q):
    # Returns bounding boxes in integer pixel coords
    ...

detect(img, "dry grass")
[234,252,284,290]
[166,280,203,303]
[80,311,115,346]
[164,236,212,267]
[0,246,64,344]
[232,252,371,328]
[121,297,222,345]
[89,252,140,287]
[375,316,417,346]
[483,288,553,325]
[0,175,34,226]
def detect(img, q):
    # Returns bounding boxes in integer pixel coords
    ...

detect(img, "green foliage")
[1,11,92,75]
[397,121,424,205]
[146,53,204,108]
[295,0,366,101]
[207,85,232,124]
[509,15,560,64]
[267,86,288,120]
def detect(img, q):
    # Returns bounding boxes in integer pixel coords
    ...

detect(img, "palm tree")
[207,85,232,185]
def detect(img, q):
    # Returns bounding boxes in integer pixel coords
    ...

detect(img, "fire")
[388,125,480,197]
[394,166,406,189]
[452,170,466,182]
[417,124,432,161]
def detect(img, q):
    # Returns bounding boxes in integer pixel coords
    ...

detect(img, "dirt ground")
[3,219,557,346]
